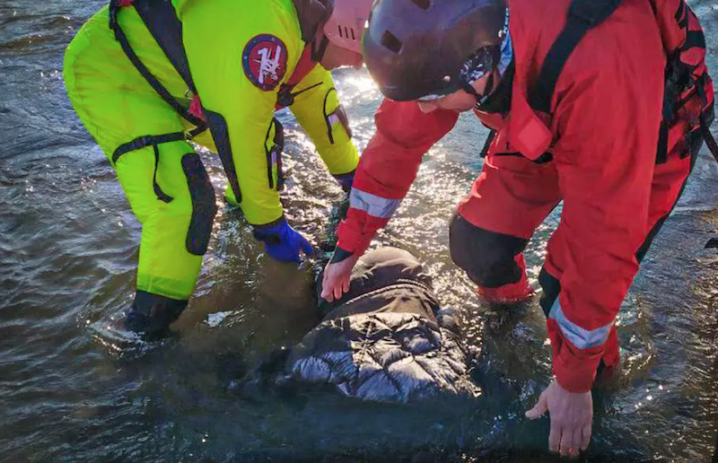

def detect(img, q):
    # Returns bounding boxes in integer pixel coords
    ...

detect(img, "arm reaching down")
[322,99,459,300]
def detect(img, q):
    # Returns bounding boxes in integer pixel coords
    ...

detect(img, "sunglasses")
[416,45,498,103]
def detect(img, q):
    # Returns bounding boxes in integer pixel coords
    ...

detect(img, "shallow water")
[1,0,718,461]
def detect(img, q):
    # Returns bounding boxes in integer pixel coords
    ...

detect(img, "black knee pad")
[182,153,218,256]
[448,212,528,288]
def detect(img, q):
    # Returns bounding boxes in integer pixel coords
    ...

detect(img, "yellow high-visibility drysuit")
[64,0,358,332]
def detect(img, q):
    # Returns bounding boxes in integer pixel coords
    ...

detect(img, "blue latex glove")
[332,170,355,192]
[253,219,314,263]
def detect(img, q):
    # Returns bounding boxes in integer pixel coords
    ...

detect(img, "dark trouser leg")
[453,153,562,303]
[125,290,189,337]
[449,212,534,303]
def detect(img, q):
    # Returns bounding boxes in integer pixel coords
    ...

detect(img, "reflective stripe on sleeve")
[548,299,613,350]
[349,188,402,219]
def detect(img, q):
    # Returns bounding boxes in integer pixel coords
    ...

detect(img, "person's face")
[416,70,496,113]
[318,35,363,70]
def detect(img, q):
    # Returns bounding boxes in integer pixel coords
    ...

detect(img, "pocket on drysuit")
[264,117,285,191]
[323,88,353,145]
[181,152,217,256]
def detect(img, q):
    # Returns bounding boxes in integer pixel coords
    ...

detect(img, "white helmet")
[323,0,375,53]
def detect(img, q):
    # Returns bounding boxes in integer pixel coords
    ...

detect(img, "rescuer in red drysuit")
[321,0,716,456]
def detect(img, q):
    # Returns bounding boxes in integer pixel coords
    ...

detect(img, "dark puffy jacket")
[276,248,480,403]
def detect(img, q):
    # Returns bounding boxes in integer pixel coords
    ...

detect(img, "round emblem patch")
[242,34,288,91]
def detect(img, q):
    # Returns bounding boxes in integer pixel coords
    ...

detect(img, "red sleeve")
[336,99,459,254]
[543,15,665,392]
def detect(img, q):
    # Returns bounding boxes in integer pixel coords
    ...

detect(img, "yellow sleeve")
[181,0,303,226]
[289,65,359,176]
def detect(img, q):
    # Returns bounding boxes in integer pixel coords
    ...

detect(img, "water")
[1,1,718,461]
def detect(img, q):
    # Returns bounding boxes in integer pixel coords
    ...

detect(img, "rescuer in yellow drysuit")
[64,0,373,336]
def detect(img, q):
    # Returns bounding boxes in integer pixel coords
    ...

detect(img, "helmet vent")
[381,30,403,54]
[411,0,431,10]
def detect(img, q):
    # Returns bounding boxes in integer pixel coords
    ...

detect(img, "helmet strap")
[311,34,330,62]
[459,80,483,101]
[480,72,496,101]
[459,69,497,104]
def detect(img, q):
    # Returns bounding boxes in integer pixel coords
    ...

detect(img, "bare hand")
[525,380,593,457]
[320,254,360,302]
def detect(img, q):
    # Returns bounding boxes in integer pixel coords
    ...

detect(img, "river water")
[1,1,718,462]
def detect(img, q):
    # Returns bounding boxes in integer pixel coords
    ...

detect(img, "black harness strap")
[112,132,187,203]
[149,143,174,203]
[528,0,622,113]
[112,132,186,164]
[531,0,715,167]
[109,0,207,130]
[107,0,214,205]
[132,0,197,95]
[107,0,252,203]
[479,130,496,158]
[311,34,330,63]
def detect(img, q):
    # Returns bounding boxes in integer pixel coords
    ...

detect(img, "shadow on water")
[1,0,718,461]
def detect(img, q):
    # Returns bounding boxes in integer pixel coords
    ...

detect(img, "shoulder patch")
[242,34,288,91]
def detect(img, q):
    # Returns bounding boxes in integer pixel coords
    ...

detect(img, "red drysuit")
[335,0,713,391]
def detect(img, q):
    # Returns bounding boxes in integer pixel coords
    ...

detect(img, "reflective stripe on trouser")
[64,14,215,300]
